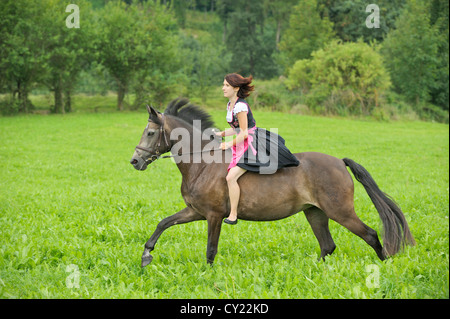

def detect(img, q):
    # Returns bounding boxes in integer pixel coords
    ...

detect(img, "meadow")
[0,109,448,299]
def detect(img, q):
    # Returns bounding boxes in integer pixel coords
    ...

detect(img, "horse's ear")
[147,104,161,124]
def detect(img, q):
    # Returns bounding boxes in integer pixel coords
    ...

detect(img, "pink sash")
[228,127,257,171]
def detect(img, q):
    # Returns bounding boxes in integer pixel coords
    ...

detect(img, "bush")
[416,103,449,123]
[285,40,391,116]
[0,96,18,115]
[0,94,34,115]
[249,79,300,112]
[252,91,279,109]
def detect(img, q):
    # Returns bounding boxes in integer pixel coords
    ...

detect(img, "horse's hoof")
[141,247,154,268]
[141,254,153,268]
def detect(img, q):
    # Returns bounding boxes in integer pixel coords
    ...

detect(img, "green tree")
[221,0,279,78]
[153,0,190,28]
[382,0,441,105]
[180,31,230,103]
[41,0,95,113]
[264,0,297,46]
[278,0,335,71]
[132,4,183,108]
[216,0,234,42]
[429,0,449,110]
[0,0,48,113]
[317,0,406,43]
[97,0,180,110]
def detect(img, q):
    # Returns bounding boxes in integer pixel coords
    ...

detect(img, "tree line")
[0,0,448,120]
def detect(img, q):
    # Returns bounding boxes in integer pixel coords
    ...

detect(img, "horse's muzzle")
[130,154,149,171]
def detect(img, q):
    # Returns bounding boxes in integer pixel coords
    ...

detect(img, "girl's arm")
[217,127,237,137]
[221,112,248,149]
[232,112,248,145]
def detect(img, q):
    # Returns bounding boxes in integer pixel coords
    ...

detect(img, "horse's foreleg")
[206,216,223,265]
[305,207,336,260]
[141,207,204,267]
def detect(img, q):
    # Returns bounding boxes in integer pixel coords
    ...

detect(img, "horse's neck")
[167,119,219,180]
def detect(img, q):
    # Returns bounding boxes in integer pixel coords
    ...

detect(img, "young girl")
[216,73,299,225]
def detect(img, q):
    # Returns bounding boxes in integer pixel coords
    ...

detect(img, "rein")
[135,113,223,166]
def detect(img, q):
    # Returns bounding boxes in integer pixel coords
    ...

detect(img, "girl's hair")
[225,73,255,98]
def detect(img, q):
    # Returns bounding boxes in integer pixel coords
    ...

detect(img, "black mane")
[164,98,215,131]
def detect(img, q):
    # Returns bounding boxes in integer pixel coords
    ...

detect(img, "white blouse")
[226,102,248,122]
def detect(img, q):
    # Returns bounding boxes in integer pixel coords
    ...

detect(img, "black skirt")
[237,128,300,174]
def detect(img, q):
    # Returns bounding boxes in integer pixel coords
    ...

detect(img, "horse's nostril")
[130,159,138,165]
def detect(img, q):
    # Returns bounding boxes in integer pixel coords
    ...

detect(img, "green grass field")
[0,110,448,299]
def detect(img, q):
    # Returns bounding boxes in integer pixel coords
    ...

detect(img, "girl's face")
[222,79,239,99]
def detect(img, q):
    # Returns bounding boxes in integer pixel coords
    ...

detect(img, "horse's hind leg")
[141,207,204,267]
[329,207,385,261]
[305,207,336,260]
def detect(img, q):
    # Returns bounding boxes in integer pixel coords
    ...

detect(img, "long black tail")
[343,158,416,256]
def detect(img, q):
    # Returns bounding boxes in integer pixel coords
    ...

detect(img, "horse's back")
[237,152,353,221]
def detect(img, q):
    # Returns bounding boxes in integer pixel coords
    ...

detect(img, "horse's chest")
[182,193,207,215]
[181,182,225,214]
[181,183,202,211]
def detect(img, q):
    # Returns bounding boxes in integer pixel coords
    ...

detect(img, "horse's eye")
[147,131,155,137]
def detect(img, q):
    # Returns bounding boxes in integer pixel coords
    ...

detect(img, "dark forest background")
[0,0,448,122]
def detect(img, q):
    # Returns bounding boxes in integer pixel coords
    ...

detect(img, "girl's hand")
[215,131,224,137]
[220,142,231,150]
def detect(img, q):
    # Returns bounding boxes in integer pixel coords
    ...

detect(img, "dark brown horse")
[130,99,415,267]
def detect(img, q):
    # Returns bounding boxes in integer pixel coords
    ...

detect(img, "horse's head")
[130,105,171,171]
